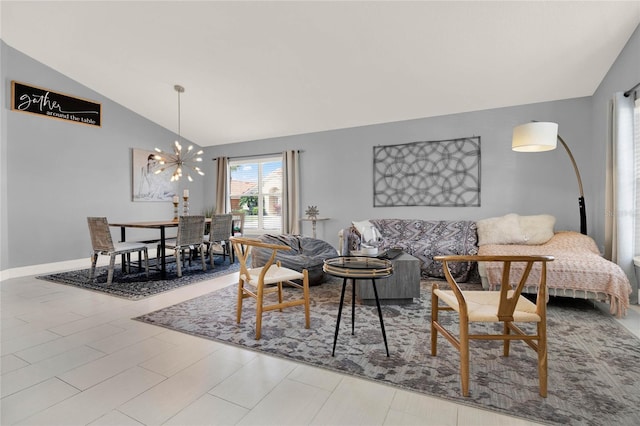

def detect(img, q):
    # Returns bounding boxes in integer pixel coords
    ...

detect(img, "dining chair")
[431,254,554,397]
[205,213,233,266]
[230,236,310,340]
[162,215,207,277]
[231,210,245,237]
[87,217,149,285]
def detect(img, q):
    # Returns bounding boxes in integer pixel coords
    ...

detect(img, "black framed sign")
[11,81,102,127]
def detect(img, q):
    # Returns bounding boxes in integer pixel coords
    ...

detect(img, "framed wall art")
[132,148,177,202]
[373,137,481,207]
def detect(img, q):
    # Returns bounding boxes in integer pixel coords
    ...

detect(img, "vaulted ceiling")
[2,1,639,146]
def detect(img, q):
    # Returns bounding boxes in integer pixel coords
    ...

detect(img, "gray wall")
[1,42,204,269]
[204,98,593,251]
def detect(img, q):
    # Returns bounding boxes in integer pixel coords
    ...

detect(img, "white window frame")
[229,155,282,235]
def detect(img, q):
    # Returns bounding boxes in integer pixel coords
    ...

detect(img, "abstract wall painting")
[373,137,481,207]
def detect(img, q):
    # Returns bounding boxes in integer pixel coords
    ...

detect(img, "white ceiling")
[2,1,639,147]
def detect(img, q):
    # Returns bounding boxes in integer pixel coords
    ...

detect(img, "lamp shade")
[512,122,558,152]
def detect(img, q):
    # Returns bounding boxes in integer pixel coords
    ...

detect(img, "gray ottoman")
[251,234,338,286]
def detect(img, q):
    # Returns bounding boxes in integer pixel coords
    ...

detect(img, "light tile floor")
[1,268,638,426]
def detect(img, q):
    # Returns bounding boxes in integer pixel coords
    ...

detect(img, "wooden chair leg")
[236,278,245,324]
[176,249,182,278]
[209,245,215,268]
[199,245,207,271]
[277,282,283,312]
[89,253,98,281]
[431,285,439,356]
[538,321,548,397]
[107,255,116,285]
[255,282,264,340]
[460,319,470,397]
[143,249,149,278]
[303,269,310,329]
[503,322,511,356]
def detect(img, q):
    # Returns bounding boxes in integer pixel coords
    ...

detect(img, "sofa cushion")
[369,219,478,281]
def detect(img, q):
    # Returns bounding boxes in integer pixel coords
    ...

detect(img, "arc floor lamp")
[512,121,587,235]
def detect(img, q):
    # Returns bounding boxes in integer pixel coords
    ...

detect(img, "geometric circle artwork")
[374,137,481,207]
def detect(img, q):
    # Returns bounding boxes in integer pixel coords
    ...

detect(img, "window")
[229,156,282,234]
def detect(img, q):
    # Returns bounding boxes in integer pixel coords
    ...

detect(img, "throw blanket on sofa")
[479,231,632,317]
[352,219,478,281]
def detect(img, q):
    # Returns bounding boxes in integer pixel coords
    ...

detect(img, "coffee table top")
[323,256,393,278]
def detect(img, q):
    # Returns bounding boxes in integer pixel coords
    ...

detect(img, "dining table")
[109,218,211,280]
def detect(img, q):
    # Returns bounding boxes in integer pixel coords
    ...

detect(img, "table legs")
[332,277,348,356]
[332,277,389,357]
[371,278,390,357]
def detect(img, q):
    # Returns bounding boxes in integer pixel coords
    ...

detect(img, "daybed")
[476,214,632,317]
[340,219,478,281]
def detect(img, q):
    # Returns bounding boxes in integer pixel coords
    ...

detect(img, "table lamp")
[512,121,587,235]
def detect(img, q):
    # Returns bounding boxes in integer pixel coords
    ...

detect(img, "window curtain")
[605,92,635,300]
[282,150,300,234]
[215,156,229,214]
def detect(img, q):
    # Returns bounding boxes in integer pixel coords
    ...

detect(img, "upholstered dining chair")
[231,210,245,237]
[87,217,149,285]
[162,215,207,278]
[205,213,233,266]
[230,236,310,340]
[431,254,554,397]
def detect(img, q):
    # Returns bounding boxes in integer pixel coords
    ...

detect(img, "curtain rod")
[624,81,640,97]
[212,150,303,161]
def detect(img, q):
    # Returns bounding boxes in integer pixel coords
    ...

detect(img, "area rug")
[37,259,239,300]
[134,280,640,426]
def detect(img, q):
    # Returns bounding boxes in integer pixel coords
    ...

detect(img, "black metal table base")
[332,277,389,357]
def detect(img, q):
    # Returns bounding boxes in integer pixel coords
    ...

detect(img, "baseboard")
[0,248,160,282]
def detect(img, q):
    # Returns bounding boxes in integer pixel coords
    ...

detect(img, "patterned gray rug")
[134,280,640,426]
[37,259,239,300]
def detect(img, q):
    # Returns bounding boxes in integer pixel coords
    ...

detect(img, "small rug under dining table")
[37,259,239,300]
[134,280,640,426]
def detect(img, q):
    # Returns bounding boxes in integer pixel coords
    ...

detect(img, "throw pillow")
[476,213,524,246]
[518,214,555,245]
[351,220,382,245]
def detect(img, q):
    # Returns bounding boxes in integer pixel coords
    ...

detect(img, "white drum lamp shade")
[512,122,558,152]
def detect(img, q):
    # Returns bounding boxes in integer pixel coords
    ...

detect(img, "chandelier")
[153,85,204,182]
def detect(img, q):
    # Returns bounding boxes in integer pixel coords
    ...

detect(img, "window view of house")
[229,156,282,234]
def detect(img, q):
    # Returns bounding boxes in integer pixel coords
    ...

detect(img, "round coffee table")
[323,256,393,357]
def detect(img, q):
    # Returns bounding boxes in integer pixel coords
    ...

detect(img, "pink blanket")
[479,231,632,317]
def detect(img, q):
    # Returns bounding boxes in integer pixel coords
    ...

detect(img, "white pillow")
[476,213,556,246]
[476,214,524,246]
[518,214,555,245]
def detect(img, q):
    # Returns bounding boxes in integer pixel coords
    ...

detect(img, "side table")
[356,252,420,305]
[300,217,330,238]
[323,256,393,357]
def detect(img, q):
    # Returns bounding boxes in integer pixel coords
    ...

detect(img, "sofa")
[251,234,338,286]
[340,219,479,281]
